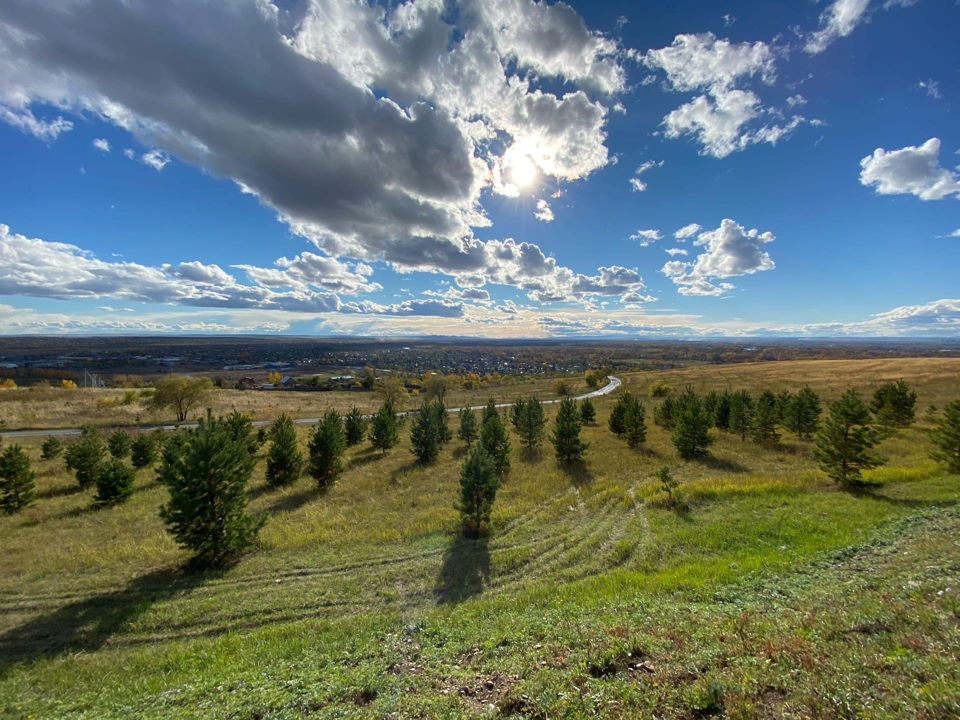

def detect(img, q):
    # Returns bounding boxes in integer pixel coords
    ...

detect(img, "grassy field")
[0,376,587,431]
[0,357,958,718]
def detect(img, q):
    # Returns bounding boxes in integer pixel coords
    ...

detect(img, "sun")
[509,154,537,188]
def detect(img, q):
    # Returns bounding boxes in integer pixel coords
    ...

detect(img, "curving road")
[0,376,621,439]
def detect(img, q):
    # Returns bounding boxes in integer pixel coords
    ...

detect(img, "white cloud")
[805,0,871,54]
[859,138,960,201]
[723,14,737,27]
[534,198,554,222]
[0,106,72,141]
[665,248,688,256]
[917,79,941,100]
[643,33,775,93]
[141,150,170,171]
[630,229,662,247]
[937,229,960,238]
[629,178,648,192]
[662,218,775,296]
[786,94,807,107]
[629,159,663,192]
[92,138,111,152]
[123,148,135,160]
[674,223,702,239]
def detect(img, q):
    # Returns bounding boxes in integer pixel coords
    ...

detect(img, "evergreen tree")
[608,392,632,436]
[456,444,500,535]
[482,398,500,426]
[813,389,882,485]
[94,458,135,507]
[150,427,169,453]
[410,403,441,463]
[435,400,452,445]
[130,433,157,469]
[728,390,754,441]
[551,397,589,463]
[457,407,479,446]
[510,397,525,432]
[652,395,678,429]
[713,391,732,431]
[266,413,303,487]
[871,378,917,429]
[40,436,62,461]
[158,413,263,566]
[703,391,722,427]
[751,390,781,444]
[344,406,367,447]
[775,390,793,423]
[223,411,257,455]
[671,389,714,460]
[656,465,678,503]
[784,386,822,440]
[481,413,511,475]
[624,397,647,451]
[370,401,400,454]
[929,399,960,474]
[308,409,346,487]
[515,397,546,452]
[0,444,36,514]
[579,398,596,424]
[108,429,132,459]
[255,427,268,447]
[64,426,106,489]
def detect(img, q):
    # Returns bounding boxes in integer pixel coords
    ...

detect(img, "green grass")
[1,358,959,718]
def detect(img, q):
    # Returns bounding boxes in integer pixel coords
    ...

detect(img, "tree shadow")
[347,451,384,470]
[434,536,490,605]
[519,446,543,463]
[36,483,83,500]
[559,459,594,487]
[697,455,751,473]
[848,487,958,509]
[451,444,470,460]
[0,566,211,677]
[390,459,421,485]
[262,484,325,514]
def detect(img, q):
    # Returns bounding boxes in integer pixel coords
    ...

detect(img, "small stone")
[485,680,495,690]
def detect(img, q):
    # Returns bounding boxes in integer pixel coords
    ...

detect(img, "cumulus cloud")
[661,218,775,296]
[93,138,111,152]
[674,223,701,239]
[665,247,688,256]
[859,138,960,201]
[534,198,554,222]
[629,159,663,192]
[0,105,72,141]
[0,0,627,299]
[804,0,871,54]
[630,229,662,246]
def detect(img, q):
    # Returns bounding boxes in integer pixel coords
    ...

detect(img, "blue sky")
[0,0,958,337]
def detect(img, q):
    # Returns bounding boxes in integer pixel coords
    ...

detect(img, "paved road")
[0,376,622,439]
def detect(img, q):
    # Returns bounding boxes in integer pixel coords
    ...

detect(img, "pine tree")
[108,429,132,459]
[481,413,511,475]
[871,378,917,429]
[344,406,367,447]
[94,458,135,507]
[64,426,106,489]
[457,407,479,446]
[713,391,732,431]
[223,411,257,455]
[307,409,346,488]
[515,397,546,452]
[704,391,722,427]
[653,395,678,429]
[929,399,960,474]
[266,413,303,487]
[158,413,263,566]
[510,397,525,432]
[435,400,452,445]
[751,390,781,444]
[456,444,500,535]
[551,397,589,463]
[813,389,882,485]
[579,398,596,424]
[410,403,441,463]
[130,433,157,469]
[671,389,714,460]
[370,401,400,454]
[775,390,793,423]
[482,398,500,426]
[255,427,268,447]
[656,465,678,503]
[784,386,822,439]
[40,436,62,461]
[625,397,647,451]
[728,390,754,441]
[150,427,169,453]
[0,444,36,514]
[608,392,631,436]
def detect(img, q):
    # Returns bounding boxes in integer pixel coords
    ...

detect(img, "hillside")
[1,358,958,718]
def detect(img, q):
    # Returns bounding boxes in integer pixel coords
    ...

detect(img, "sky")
[0,0,958,338]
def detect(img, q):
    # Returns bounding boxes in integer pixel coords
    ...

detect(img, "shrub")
[307,409,346,488]
[929,399,960,474]
[554,379,570,396]
[267,414,304,487]
[671,389,714,460]
[61,379,78,390]
[344,406,367,446]
[41,436,63,461]
[481,413,511,475]
[0,445,36,514]
[652,395,678,429]
[370,401,400,454]
[656,466,678,503]
[158,414,263,566]
[456,444,500,535]
[130,434,157,469]
[108,429,132,459]
[457,407,479,446]
[814,389,882,485]
[551,397,588,463]
[648,381,673,398]
[94,458,135,507]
